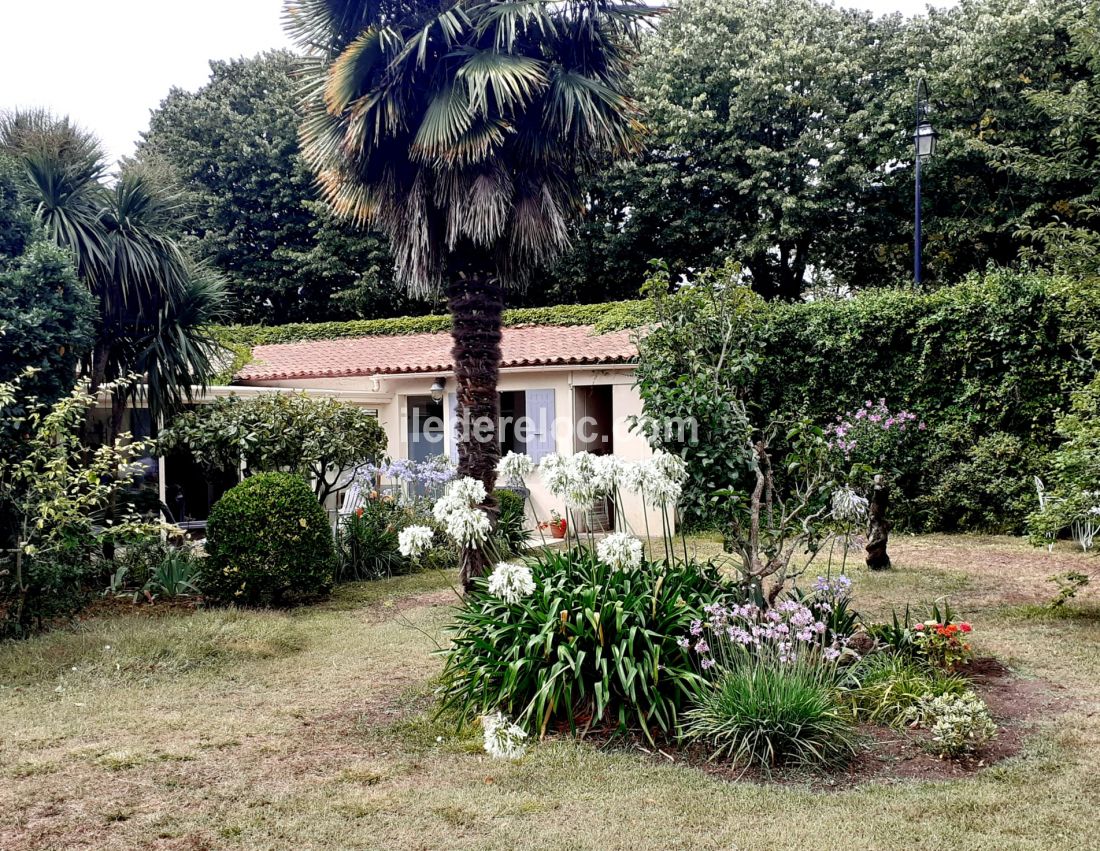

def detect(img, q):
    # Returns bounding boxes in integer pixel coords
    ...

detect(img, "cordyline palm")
[0,111,227,437]
[286,0,650,586]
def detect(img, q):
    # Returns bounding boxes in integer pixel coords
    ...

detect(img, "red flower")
[356,507,364,518]
[960,622,972,633]
[914,623,925,631]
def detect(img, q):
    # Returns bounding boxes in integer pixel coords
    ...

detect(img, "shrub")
[0,376,164,638]
[923,432,1044,534]
[905,691,996,757]
[110,538,202,601]
[493,488,528,556]
[682,653,862,769]
[160,393,387,504]
[438,548,744,742]
[335,498,408,581]
[3,547,95,638]
[843,653,969,725]
[203,473,335,606]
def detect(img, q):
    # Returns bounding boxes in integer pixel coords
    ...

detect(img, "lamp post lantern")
[913,78,937,285]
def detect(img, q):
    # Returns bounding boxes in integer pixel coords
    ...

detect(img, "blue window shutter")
[448,392,459,463]
[524,389,556,464]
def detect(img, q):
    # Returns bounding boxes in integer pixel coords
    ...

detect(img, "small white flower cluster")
[831,486,869,522]
[497,451,535,485]
[536,451,688,511]
[596,532,644,572]
[487,561,536,604]
[398,525,435,559]
[538,452,603,509]
[482,711,528,760]
[432,477,491,548]
[905,690,996,757]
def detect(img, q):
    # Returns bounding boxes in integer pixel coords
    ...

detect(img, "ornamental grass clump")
[843,652,969,726]
[438,548,743,742]
[682,651,862,770]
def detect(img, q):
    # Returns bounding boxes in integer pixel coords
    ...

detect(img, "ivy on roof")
[212,299,650,348]
[208,299,651,383]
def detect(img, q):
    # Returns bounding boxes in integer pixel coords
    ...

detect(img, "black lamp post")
[913,77,937,285]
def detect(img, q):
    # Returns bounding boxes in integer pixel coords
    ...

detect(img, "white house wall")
[231,364,669,537]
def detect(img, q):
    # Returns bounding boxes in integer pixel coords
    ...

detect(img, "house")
[153,319,668,535]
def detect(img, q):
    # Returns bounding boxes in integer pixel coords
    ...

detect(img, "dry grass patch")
[2,540,1100,850]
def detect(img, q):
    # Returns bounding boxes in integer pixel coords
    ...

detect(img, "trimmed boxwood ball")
[203,472,336,606]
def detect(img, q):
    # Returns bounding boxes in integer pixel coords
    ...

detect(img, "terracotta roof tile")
[236,325,637,382]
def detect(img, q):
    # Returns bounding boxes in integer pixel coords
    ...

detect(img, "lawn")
[2,536,1098,850]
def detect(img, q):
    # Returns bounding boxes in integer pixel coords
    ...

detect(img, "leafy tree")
[967,0,1100,279]
[553,0,908,301]
[288,0,648,586]
[0,110,228,435]
[0,155,96,422]
[632,261,760,526]
[0,375,165,637]
[912,0,1098,284]
[545,0,1099,299]
[158,393,387,504]
[139,51,432,323]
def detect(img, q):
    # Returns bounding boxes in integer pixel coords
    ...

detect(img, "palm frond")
[468,0,557,50]
[411,84,474,158]
[283,0,375,55]
[324,26,388,114]
[454,48,548,116]
[543,69,642,153]
[130,264,230,421]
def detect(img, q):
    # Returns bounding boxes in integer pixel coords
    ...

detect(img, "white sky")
[0,0,955,168]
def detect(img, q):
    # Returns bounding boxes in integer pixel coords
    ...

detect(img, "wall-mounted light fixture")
[430,377,446,403]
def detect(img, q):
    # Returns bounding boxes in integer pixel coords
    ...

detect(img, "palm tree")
[0,110,227,437]
[286,0,649,586]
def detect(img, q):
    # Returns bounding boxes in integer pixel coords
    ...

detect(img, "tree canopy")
[158,393,388,504]
[0,154,96,443]
[126,0,1100,314]
[138,51,430,324]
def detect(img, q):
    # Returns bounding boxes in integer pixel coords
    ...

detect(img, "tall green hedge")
[639,269,1100,533]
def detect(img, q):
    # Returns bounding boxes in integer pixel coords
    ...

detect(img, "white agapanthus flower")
[537,453,570,496]
[487,561,536,604]
[398,525,434,559]
[482,711,528,760]
[622,455,682,506]
[445,505,491,548]
[831,486,869,522]
[562,452,602,509]
[449,476,488,506]
[593,454,627,494]
[497,451,535,484]
[596,532,644,572]
[432,492,466,524]
[537,452,604,510]
[651,451,688,488]
[431,477,491,548]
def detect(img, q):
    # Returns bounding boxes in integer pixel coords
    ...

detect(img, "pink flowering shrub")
[826,402,929,517]
[827,399,925,462]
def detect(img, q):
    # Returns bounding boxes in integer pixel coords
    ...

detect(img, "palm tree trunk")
[447,273,503,591]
